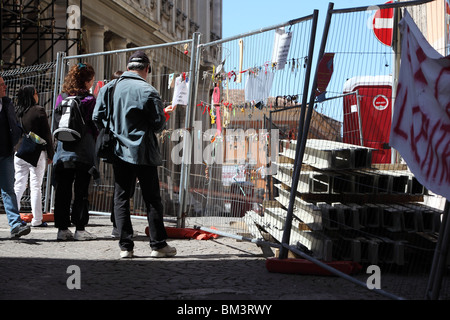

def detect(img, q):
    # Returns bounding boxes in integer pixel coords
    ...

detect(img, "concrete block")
[284,139,373,170]
[380,204,404,232]
[317,202,343,230]
[358,237,379,265]
[274,186,323,230]
[409,176,425,195]
[362,203,382,228]
[376,237,406,265]
[352,148,373,168]
[402,203,442,232]
[297,231,334,262]
[331,173,355,194]
[332,202,361,230]
[375,173,392,194]
[391,204,418,232]
[348,203,366,230]
[355,172,376,194]
[310,173,332,193]
[333,237,361,262]
[391,174,409,193]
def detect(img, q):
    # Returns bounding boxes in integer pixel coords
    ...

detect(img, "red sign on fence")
[373,1,394,46]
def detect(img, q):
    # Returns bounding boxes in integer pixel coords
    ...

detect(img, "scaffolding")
[0,0,82,70]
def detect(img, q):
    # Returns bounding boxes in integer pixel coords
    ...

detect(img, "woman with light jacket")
[14,85,54,227]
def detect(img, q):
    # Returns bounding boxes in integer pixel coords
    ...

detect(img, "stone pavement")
[0,213,444,302]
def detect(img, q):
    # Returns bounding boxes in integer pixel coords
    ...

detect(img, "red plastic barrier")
[266,257,362,276]
[20,213,54,223]
[145,226,219,240]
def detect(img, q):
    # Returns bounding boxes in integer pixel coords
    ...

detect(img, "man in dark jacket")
[0,76,31,238]
[93,51,176,258]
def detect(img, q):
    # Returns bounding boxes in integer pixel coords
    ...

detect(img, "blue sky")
[223,0,385,38]
[221,0,395,119]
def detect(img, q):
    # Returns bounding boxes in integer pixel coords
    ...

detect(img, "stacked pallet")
[244,139,443,265]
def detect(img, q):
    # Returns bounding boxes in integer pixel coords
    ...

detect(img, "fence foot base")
[20,213,54,223]
[265,257,362,276]
[146,226,220,240]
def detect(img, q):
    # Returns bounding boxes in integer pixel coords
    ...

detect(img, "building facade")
[1,0,222,71]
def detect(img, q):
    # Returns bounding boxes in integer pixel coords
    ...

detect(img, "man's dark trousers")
[113,158,168,252]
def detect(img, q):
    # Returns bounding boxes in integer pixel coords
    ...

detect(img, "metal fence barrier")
[49,39,196,222]
[179,13,318,238]
[270,0,448,300]
[0,61,57,212]
[1,0,449,300]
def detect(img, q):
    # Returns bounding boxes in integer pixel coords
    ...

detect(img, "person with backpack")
[0,76,31,238]
[93,51,176,258]
[52,63,98,241]
[14,85,54,228]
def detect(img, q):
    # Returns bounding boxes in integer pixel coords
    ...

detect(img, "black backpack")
[53,94,86,142]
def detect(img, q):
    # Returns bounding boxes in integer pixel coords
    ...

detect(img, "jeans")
[113,159,167,251]
[53,162,91,230]
[14,151,47,226]
[0,155,23,231]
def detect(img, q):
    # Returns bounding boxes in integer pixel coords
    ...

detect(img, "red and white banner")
[390,12,450,200]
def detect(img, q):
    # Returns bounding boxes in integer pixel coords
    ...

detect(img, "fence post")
[279,6,330,259]
[177,32,201,228]
[391,1,402,163]
[44,51,66,213]
[425,201,450,300]
[266,114,272,200]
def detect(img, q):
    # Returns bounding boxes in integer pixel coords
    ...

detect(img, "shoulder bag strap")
[19,106,32,134]
[105,79,120,134]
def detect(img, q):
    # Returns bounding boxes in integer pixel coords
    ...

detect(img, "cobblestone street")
[0,214,395,301]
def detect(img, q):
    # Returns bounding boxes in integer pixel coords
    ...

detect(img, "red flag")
[316,53,334,98]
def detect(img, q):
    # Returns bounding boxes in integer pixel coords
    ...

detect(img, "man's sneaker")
[120,250,134,259]
[150,244,177,258]
[57,229,74,241]
[74,230,96,241]
[10,224,31,238]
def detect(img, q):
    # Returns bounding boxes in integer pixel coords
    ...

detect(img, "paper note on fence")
[172,75,189,106]
[245,71,274,103]
[168,73,175,89]
[272,27,292,70]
